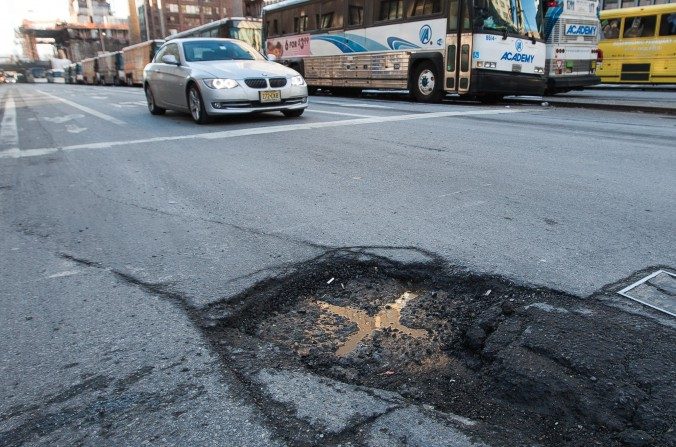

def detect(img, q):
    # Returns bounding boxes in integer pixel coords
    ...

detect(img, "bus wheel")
[412,61,443,103]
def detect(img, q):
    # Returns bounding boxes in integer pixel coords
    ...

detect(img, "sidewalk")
[508,87,676,115]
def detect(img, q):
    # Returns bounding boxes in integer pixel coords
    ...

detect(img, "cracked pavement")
[1,84,675,446]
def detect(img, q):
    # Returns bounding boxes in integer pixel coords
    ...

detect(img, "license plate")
[260,90,281,103]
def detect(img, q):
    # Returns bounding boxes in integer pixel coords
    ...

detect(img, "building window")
[167,3,179,13]
[181,5,200,14]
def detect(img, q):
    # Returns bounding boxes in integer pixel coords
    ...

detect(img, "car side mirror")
[267,54,278,62]
[162,54,179,65]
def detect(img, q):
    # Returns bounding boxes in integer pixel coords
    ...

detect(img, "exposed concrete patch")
[256,368,400,433]
[366,407,488,447]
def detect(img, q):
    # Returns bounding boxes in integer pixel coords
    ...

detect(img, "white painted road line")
[0,107,533,160]
[36,89,126,125]
[306,109,375,118]
[311,100,392,109]
[0,93,19,154]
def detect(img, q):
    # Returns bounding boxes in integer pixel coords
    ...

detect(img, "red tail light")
[546,0,558,7]
[596,48,603,62]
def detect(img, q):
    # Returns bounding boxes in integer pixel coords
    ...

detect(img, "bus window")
[377,0,404,21]
[282,10,294,34]
[348,0,365,26]
[659,13,676,36]
[448,0,459,32]
[461,0,470,31]
[294,15,309,32]
[601,18,620,38]
[623,16,657,38]
[409,0,441,16]
[319,1,342,29]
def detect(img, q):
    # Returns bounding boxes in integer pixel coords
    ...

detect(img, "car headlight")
[290,75,306,86]
[203,78,239,89]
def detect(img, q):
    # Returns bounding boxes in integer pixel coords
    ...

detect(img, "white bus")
[165,17,263,51]
[543,0,601,93]
[263,0,547,102]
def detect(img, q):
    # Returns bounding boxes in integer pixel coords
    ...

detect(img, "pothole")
[204,251,675,447]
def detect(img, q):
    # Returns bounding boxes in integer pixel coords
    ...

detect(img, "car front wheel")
[188,85,213,124]
[145,85,165,115]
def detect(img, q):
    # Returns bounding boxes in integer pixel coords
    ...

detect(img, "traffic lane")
[2,105,673,308]
[1,105,529,305]
[7,84,429,152]
[0,219,282,446]
[147,106,671,299]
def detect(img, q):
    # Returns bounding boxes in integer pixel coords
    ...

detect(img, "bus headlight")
[291,75,306,86]
[204,78,239,89]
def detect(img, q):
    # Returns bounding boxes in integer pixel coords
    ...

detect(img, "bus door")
[445,0,472,93]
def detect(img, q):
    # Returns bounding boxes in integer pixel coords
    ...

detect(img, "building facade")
[138,0,255,40]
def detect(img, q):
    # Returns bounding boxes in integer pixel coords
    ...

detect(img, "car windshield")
[476,0,543,39]
[183,40,262,62]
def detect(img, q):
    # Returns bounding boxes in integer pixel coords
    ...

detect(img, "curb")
[506,98,676,115]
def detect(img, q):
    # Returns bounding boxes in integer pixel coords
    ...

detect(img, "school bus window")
[409,0,441,16]
[348,0,365,26]
[378,0,404,21]
[659,13,676,36]
[623,15,657,38]
[601,18,620,38]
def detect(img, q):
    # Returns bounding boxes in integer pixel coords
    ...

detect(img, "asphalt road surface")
[1,83,674,446]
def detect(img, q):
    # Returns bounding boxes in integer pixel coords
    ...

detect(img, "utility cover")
[618,270,676,317]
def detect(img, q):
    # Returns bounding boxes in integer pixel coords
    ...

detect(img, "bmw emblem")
[515,40,524,52]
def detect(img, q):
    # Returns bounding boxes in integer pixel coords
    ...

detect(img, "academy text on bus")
[543,0,602,93]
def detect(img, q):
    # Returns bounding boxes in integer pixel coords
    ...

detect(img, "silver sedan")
[143,38,308,124]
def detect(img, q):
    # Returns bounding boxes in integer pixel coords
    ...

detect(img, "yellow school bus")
[597,4,676,83]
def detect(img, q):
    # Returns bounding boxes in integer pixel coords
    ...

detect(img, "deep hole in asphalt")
[201,250,675,447]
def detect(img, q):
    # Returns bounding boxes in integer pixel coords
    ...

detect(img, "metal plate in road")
[618,270,676,317]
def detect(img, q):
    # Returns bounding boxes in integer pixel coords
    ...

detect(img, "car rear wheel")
[188,85,213,124]
[282,109,304,118]
[145,85,166,115]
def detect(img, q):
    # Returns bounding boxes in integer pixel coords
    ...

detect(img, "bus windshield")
[476,0,543,39]
[229,24,263,50]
